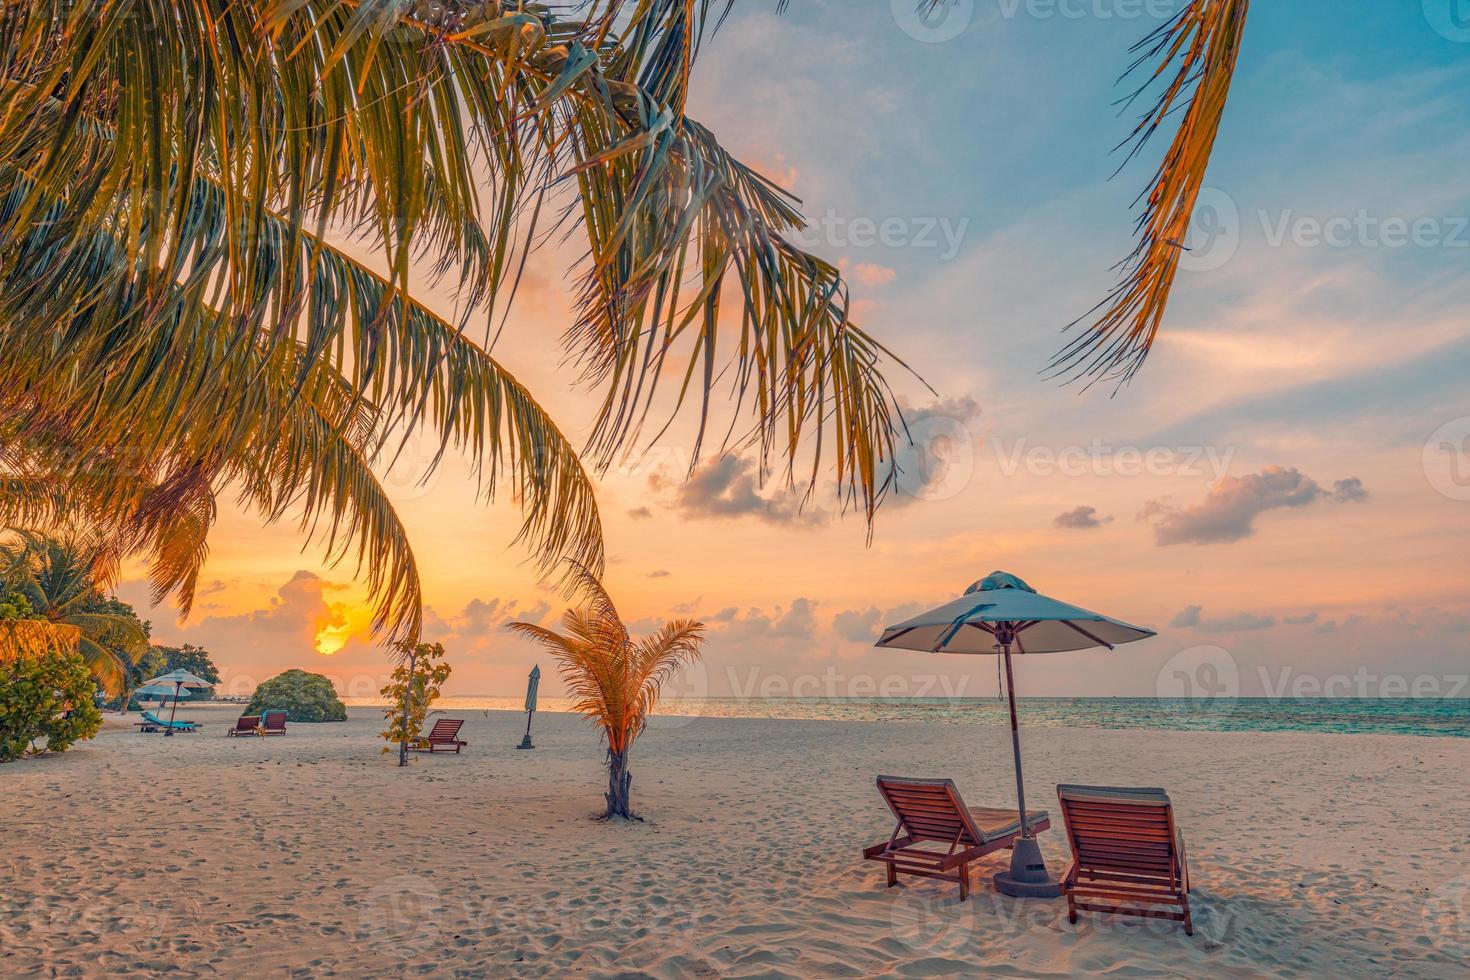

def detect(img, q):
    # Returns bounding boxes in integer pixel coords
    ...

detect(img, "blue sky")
[124,2,1470,700]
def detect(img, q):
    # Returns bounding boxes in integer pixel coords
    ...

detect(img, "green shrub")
[0,646,103,762]
[244,669,346,722]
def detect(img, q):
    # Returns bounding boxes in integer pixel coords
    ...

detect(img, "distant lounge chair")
[226,715,261,737]
[411,718,467,754]
[135,710,198,733]
[1057,784,1193,935]
[863,776,1050,901]
[261,711,288,735]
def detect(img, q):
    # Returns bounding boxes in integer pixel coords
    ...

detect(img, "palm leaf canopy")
[508,563,704,754]
[0,0,909,644]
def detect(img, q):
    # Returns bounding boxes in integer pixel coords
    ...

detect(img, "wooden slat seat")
[410,718,467,754]
[1057,784,1193,935]
[862,776,1050,901]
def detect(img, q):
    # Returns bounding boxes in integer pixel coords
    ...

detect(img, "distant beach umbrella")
[142,669,213,689]
[142,670,213,736]
[875,570,1155,898]
[518,665,540,750]
[134,684,190,701]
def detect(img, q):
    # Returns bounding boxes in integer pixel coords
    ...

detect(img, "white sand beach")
[4,705,1469,978]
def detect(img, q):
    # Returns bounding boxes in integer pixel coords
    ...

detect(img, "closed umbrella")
[517,665,540,750]
[142,669,213,737]
[875,571,1155,897]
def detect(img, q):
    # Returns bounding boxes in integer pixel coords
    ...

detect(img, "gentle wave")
[343,696,1470,738]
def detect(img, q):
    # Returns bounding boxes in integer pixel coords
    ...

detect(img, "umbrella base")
[516,735,535,750]
[993,836,1061,899]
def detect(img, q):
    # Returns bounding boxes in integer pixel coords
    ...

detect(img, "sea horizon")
[340,694,1470,739]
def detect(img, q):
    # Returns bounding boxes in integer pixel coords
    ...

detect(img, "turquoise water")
[346,696,1470,738]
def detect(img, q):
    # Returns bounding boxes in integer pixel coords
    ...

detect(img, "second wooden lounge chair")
[261,711,288,735]
[411,718,467,754]
[226,715,261,737]
[863,776,1050,901]
[1057,784,1193,935]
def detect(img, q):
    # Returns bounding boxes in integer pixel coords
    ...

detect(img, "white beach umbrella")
[134,683,190,701]
[875,570,1156,897]
[142,670,213,736]
[142,669,213,689]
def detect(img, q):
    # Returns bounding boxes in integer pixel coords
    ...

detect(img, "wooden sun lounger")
[1057,784,1193,935]
[226,715,261,737]
[863,776,1050,901]
[410,718,467,754]
[261,711,288,735]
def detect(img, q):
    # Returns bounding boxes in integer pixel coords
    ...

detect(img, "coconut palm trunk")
[606,749,633,820]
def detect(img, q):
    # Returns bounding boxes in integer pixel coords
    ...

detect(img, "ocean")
[344,696,1470,738]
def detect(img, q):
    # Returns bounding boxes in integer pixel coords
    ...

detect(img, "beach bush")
[0,646,103,762]
[244,669,346,723]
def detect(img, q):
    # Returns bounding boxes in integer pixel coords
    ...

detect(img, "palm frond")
[508,572,703,756]
[0,620,81,664]
[1055,0,1250,386]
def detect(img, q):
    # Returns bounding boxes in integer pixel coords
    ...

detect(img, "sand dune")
[3,704,1468,977]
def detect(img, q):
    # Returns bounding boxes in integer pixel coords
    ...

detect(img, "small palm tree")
[0,532,148,695]
[509,566,704,820]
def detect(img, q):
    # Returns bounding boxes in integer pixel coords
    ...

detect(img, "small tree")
[152,643,221,699]
[380,641,451,767]
[509,565,704,820]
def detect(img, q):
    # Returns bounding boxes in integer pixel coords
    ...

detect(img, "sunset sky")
[120,2,1470,701]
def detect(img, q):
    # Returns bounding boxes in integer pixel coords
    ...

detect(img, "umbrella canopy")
[874,570,1156,898]
[135,684,190,700]
[142,669,213,689]
[876,571,1155,654]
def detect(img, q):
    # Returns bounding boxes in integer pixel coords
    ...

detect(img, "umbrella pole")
[992,631,1060,898]
[1001,640,1029,838]
[517,707,535,750]
[165,681,181,737]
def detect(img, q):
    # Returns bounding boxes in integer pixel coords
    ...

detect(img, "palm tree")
[0,1,908,646]
[509,565,704,820]
[0,532,149,695]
